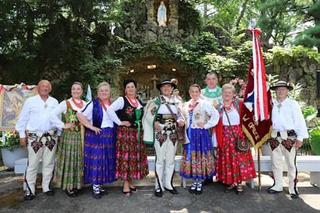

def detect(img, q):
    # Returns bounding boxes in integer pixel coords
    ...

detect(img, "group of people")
[15,72,308,201]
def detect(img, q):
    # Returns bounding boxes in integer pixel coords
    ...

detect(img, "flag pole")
[258,147,262,192]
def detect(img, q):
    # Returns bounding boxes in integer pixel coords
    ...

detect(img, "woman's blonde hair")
[222,83,236,93]
[97,81,111,91]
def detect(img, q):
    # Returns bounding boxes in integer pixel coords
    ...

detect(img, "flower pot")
[1,147,27,169]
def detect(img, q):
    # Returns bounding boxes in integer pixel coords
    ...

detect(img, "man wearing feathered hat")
[267,80,308,199]
[142,79,185,197]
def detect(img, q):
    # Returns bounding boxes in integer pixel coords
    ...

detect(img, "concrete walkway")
[0,172,319,213]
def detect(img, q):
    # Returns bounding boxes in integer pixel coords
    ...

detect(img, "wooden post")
[258,147,262,192]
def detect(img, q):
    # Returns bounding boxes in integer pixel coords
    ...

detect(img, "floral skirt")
[55,130,83,190]
[216,125,256,185]
[84,127,116,185]
[180,128,215,180]
[116,126,148,180]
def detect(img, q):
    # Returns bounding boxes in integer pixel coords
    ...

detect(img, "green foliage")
[303,106,318,123]
[268,45,320,66]
[179,1,202,34]
[295,1,320,51]
[0,0,319,102]
[310,126,320,155]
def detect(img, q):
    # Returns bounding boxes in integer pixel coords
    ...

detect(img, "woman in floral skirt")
[107,79,148,197]
[180,84,219,194]
[215,83,256,194]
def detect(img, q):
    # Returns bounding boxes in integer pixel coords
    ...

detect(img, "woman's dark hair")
[123,79,137,89]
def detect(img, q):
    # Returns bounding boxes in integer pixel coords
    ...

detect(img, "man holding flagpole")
[267,81,308,199]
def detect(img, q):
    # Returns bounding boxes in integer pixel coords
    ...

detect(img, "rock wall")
[267,57,320,106]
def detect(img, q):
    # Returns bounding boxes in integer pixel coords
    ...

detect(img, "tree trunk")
[235,0,249,30]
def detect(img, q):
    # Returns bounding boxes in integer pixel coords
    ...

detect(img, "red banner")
[241,31,272,149]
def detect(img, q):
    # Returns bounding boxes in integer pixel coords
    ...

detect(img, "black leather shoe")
[164,187,179,194]
[100,187,108,196]
[66,189,80,197]
[267,188,282,194]
[44,190,55,196]
[290,194,299,199]
[24,193,35,201]
[154,189,163,197]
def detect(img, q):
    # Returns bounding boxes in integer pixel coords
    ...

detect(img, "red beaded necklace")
[71,98,84,109]
[126,96,139,108]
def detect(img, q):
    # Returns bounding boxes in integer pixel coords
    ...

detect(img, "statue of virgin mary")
[157,1,167,27]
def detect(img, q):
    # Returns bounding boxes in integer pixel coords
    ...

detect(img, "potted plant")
[0,130,27,169]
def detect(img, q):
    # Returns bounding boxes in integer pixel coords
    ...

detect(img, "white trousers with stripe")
[154,137,178,191]
[270,144,298,195]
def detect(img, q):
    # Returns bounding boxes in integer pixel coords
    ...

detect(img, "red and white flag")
[241,28,272,149]
[251,28,269,122]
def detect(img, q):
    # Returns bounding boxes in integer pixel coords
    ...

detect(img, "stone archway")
[118,56,194,103]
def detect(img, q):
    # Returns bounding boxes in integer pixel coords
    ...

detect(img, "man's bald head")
[37,80,52,97]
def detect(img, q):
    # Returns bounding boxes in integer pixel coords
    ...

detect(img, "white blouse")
[182,99,219,129]
[50,98,86,130]
[80,101,114,128]
[222,107,240,126]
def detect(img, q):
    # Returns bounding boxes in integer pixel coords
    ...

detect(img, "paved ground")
[0,172,319,213]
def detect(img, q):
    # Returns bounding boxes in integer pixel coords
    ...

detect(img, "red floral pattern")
[216,125,256,184]
[116,127,148,180]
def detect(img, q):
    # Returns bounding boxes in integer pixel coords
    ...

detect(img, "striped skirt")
[84,127,116,185]
[55,130,83,190]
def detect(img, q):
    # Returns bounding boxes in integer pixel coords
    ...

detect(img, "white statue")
[157,1,167,27]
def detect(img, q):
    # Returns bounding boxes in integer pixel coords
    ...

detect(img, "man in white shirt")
[143,80,184,197]
[15,80,72,200]
[267,81,308,199]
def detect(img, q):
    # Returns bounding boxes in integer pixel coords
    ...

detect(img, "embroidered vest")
[64,100,81,132]
[118,97,143,128]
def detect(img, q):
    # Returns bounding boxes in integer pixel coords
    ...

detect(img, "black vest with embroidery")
[117,97,143,128]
